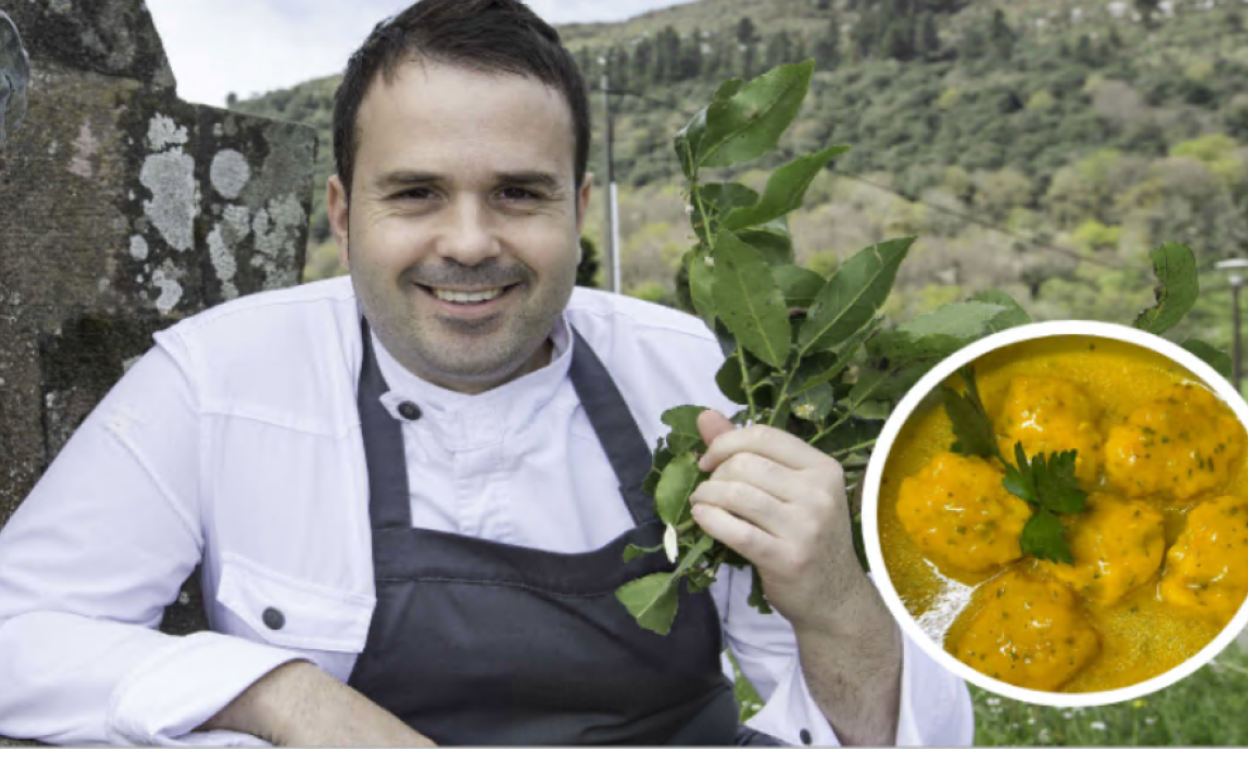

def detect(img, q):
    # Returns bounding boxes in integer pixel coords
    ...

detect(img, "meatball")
[995,376,1103,488]
[1104,382,1244,501]
[1036,493,1166,606]
[1160,496,1248,624]
[896,452,1033,573]
[951,571,1100,691]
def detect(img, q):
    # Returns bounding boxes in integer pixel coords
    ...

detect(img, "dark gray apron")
[346,319,782,745]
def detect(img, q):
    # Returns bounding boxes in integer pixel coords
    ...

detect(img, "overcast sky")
[145,0,697,108]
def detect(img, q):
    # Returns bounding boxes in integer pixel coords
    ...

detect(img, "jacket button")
[262,607,285,631]
[799,728,812,746]
[398,401,422,421]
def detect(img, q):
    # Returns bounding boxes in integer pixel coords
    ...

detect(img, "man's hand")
[689,410,901,746]
[200,660,436,747]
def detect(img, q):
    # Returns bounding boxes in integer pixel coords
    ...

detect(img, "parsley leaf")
[1033,450,1087,514]
[940,366,999,460]
[1020,510,1074,565]
[939,370,1088,565]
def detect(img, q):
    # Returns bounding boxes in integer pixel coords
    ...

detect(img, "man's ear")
[575,172,593,234]
[327,174,350,270]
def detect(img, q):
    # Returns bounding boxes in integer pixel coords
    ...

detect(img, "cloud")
[145,0,698,108]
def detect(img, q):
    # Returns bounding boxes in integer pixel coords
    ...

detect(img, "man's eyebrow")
[496,171,563,191]
[374,171,443,190]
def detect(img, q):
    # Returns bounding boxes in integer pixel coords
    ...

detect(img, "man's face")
[328,60,591,394]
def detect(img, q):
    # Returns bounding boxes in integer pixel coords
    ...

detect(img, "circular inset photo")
[863,320,1248,707]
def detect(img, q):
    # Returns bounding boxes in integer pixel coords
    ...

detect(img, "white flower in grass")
[1090,721,1107,731]
[664,524,679,563]
[986,697,1001,706]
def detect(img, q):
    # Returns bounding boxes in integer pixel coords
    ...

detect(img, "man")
[0,0,972,746]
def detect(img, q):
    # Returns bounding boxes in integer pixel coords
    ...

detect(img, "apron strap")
[358,317,414,531]
[356,318,659,531]
[567,327,658,527]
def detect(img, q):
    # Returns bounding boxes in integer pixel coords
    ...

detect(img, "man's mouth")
[417,284,517,305]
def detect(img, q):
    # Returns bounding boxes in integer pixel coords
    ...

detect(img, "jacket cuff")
[746,628,974,746]
[106,631,307,746]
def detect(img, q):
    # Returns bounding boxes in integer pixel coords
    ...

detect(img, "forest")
[232,0,1248,375]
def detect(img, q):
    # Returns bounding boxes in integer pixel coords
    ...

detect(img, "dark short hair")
[333,0,591,201]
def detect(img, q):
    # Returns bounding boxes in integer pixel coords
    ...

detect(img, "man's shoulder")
[174,276,356,336]
[158,277,361,391]
[565,288,718,350]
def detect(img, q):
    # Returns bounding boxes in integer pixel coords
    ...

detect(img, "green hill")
[231,0,1248,354]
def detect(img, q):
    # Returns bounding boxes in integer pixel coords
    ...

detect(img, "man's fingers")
[696,409,735,448]
[698,423,830,474]
[689,478,786,536]
[691,502,780,563]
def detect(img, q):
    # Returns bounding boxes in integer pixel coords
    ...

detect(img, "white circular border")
[862,319,1248,707]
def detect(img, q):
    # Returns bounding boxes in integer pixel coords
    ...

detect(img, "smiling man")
[0,0,972,747]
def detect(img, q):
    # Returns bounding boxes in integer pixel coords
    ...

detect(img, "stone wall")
[0,0,316,745]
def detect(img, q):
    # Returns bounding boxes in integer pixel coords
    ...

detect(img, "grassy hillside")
[231,0,1248,355]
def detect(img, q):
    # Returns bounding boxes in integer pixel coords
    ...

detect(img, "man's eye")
[397,188,436,200]
[500,187,539,201]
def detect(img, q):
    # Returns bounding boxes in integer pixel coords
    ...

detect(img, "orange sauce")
[878,335,1248,693]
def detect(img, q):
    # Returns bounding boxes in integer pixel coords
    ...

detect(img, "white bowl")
[862,319,1248,707]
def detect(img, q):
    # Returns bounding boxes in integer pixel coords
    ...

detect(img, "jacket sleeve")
[0,334,305,746]
[715,566,975,746]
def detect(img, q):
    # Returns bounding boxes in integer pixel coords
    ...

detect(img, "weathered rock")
[0,1,317,731]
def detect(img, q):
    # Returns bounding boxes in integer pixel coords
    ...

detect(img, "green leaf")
[970,289,1032,330]
[798,237,916,355]
[698,61,814,169]
[662,406,710,455]
[721,145,850,231]
[716,356,748,405]
[642,441,675,497]
[654,452,705,528]
[747,566,773,614]
[1020,510,1073,565]
[773,265,825,310]
[623,542,665,563]
[683,246,717,331]
[675,533,716,574]
[792,351,839,393]
[1034,450,1087,514]
[694,182,761,235]
[812,416,881,457]
[1182,339,1234,380]
[738,230,794,266]
[869,301,1024,364]
[616,572,681,635]
[1133,242,1199,335]
[712,231,792,369]
[1002,442,1037,503]
[792,382,834,423]
[941,367,999,459]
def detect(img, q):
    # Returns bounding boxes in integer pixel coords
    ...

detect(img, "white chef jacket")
[0,277,973,747]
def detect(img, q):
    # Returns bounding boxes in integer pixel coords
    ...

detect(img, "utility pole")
[1216,258,1248,394]
[600,72,621,294]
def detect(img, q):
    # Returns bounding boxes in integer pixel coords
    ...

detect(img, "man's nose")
[436,197,501,265]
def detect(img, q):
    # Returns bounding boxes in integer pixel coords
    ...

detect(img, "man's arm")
[200,661,434,746]
[691,411,921,745]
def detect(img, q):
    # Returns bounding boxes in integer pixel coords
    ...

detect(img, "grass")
[733,641,1248,745]
[971,642,1248,746]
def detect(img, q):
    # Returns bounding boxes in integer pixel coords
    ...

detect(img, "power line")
[829,169,1122,270]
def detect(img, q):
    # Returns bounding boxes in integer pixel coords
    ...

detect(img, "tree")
[226,92,238,109]
[766,30,794,70]
[881,18,915,62]
[988,9,1015,61]
[814,14,842,70]
[1136,0,1161,30]
[680,28,704,80]
[916,12,941,61]
[737,17,759,45]
[577,236,601,288]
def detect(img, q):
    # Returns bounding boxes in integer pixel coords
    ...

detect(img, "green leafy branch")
[617,61,1037,635]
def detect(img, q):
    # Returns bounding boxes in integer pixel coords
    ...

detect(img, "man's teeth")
[432,288,505,304]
